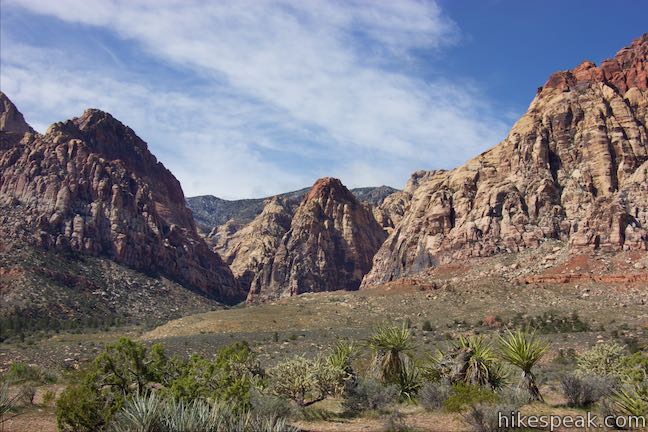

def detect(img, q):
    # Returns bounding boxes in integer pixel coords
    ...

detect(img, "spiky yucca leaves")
[110,392,162,432]
[1,381,23,425]
[455,335,508,390]
[110,393,298,432]
[498,329,549,402]
[397,359,422,402]
[610,383,648,417]
[367,324,416,385]
[325,341,357,393]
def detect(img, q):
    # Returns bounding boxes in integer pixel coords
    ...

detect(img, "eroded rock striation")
[243,177,387,301]
[362,33,648,287]
[0,93,241,303]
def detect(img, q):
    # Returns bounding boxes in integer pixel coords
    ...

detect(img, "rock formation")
[187,186,397,231]
[0,93,241,303]
[244,177,387,301]
[213,197,294,291]
[362,33,648,287]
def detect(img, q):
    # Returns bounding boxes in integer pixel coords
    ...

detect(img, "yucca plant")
[327,341,355,375]
[367,324,416,385]
[498,329,549,402]
[110,392,162,432]
[397,359,422,401]
[1,381,23,425]
[610,385,648,417]
[326,341,356,391]
[162,398,218,432]
[456,335,507,389]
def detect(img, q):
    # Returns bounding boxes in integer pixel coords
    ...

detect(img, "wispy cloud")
[1,0,509,198]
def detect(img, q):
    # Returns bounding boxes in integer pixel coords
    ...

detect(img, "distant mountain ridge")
[187,185,398,230]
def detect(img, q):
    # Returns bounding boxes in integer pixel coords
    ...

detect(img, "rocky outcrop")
[372,190,412,233]
[246,177,387,302]
[0,93,241,303]
[362,33,648,287]
[187,186,397,231]
[213,197,293,291]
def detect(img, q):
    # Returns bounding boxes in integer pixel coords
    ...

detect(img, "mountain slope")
[242,177,387,302]
[187,186,397,230]
[362,33,648,287]
[0,93,242,305]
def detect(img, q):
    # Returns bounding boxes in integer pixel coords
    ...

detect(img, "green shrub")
[576,342,626,379]
[56,338,264,431]
[42,389,56,406]
[443,383,498,413]
[422,320,434,332]
[342,378,398,414]
[268,356,340,407]
[4,362,56,384]
[56,382,112,432]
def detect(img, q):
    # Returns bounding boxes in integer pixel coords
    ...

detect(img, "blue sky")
[1,1,646,199]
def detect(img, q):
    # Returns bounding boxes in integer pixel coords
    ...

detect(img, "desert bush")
[18,384,36,406]
[464,403,518,432]
[418,381,451,410]
[342,378,399,414]
[326,341,356,386]
[422,320,434,332]
[510,311,589,333]
[109,392,161,432]
[443,383,498,413]
[382,411,411,432]
[4,361,56,384]
[620,352,648,384]
[57,381,112,432]
[250,389,293,420]
[268,356,339,406]
[576,342,625,379]
[560,374,614,407]
[166,343,260,408]
[56,338,265,431]
[42,389,56,406]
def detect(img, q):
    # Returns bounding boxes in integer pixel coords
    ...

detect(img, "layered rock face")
[362,33,648,287]
[244,177,387,302]
[213,197,294,291]
[0,93,240,303]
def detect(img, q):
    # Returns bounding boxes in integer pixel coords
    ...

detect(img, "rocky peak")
[0,92,34,135]
[247,178,387,302]
[305,177,356,204]
[0,96,241,303]
[541,32,647,95]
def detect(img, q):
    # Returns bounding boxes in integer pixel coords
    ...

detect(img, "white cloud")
[1,0,509,198]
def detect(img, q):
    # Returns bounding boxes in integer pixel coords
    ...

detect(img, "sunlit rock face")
[362,34,648,287]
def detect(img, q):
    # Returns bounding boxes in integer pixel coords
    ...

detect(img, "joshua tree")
[367,324,416,385]
[499,329,549,402]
